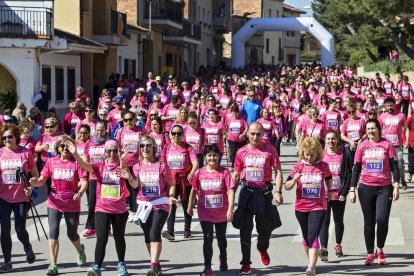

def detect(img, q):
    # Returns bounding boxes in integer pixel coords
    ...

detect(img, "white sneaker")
[133,212,139,223]
[127,212,135,223]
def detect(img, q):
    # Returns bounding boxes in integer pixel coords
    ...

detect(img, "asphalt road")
[4,143,414,275]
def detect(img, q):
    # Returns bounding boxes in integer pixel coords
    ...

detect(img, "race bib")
[101,184,120,199]
[140,173,160,197]
[301,182,321,199]
[124,133,140,152]
[246,167,264,182]
[208,135,219,144]
[348,131,360,141]
[2,169,17,184]
[263,132,269,139]
[332,176,341,190]
[365,159,383,173]
[229,122,241,134]
[386,134,398,145]
[167,154,184,170]
[328,121,338,128]
[205,194,223,208]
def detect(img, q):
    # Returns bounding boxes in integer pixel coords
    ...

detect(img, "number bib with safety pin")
[101,184,120,199]
[167,154,184,170]
[332,176,341,190]
[2,169,17,184]
[246,167,264,182]
[229,122,240,134]
[301,182,321,199]
[385,134,398,145]
[208,135,219,144]
[328,121,338,128]
[348,131,360,141]
[124,133,140,152]
[365,159,383,172]
[205,194,223,208]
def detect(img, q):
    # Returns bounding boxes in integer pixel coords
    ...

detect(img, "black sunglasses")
[85,109,94,113]
[171,131,183,137]
[140,143,153,149]
[45,125,56,129]
[123,118,134,123]
[105,149,119,154]
[1,135,14,141]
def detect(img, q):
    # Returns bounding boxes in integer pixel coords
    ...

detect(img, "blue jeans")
[394,146,406,185]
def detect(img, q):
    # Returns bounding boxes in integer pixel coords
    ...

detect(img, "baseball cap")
[113,96,123,104]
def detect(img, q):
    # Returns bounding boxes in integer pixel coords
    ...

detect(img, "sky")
[284,0,313,16]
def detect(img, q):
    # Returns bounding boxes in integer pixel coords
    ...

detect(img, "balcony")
[142,0,183,30]
[283,32,301,48]
[0,5,53,39]
[212,0,230,32]
[212,16,229,31]
[92,9,127,45]
[163,19,200,45]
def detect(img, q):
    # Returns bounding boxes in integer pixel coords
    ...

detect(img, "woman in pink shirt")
[187,145,236,276]
[350,119,400,266]
[225,105,247,167]
[184,113,205,167]
[75,106,97,137]
[18,119,37,159]
[201,109,226,164]
[286,137,333,276]
[0,124,39,272]
[299,106,326,147]
[128,135,178,276]
[29,136,88,275]
[319,131,352,262]
[161,125,198,240]
[35,117,64,164]
[72,139,130,276]
[340,104,366,164]
[75,124,90,161]
[149,116,165,159]
[63,102,84,136]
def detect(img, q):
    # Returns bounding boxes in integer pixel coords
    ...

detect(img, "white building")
[0,0,105,111]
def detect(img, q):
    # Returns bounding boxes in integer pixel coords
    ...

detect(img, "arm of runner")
[68,141,94,173]
[186,188,197,216]
[227,188,236,222]
[73,177,88,200]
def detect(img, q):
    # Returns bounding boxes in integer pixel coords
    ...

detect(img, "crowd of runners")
[0,64,411,276]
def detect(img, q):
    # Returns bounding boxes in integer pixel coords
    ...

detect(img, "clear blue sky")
[284,0,313,16]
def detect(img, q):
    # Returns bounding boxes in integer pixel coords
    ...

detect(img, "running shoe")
[0,262,12,272]
[200,268,213,276]
[319,248,328,262]
[240,264,251,275]
[161,230,175,241]
[305,267,316,276]
[335,244,344,257]
[147,265,161,276]
[219,257,228,271]
[365,254,375,266]
[184,227,192,239]
[259,250,270,266]
[117,261,129,276]
[46,264,58,275]
[25,246,36,264]
[77,244,86,266]
[401,182,408,190]
[127,212,135,223]
[376,250,387,265]
[87,263,101,276]
[83,229,96,238]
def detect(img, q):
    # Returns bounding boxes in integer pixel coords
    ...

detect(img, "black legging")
[295,210,326,249]
[0,200,31,263]
[85,179,97,230]
[94,211,128,267]
[274,137,282,156]
[200,221,227,269]
[167,185,192,234]
[126,167,138,213]
[240,209,272,265]
[408,147,414,175]
[227,140,243,167]
[358,184,393,254]
[48,208,80,241]
[319,200,346,248]
[140,210,169,243]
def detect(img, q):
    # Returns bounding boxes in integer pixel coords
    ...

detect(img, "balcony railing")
[0,6,52,38]
[183,19,200,40]
[93,9,127,36]
[143,0,183,25]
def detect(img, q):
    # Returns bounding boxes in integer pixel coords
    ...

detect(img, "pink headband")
[105,140,119,148]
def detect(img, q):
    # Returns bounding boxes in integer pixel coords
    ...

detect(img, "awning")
[52,29,107,54]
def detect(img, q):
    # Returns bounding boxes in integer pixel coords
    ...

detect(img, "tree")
[312,0,414,60]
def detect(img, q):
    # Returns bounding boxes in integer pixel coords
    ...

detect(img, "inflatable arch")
[231,17,334,68]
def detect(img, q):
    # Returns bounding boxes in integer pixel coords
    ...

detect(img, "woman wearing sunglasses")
[71,139,130,276]
[126,136,178,276]
[29,135,88,275]
[340,104,366,164]
[75,124,90,161]
[83,120,109,238]
[35,117,64,164]
[116,110,148,222]
[0,124,39,272]
[184,112,205,167]
[76,107,97,137]
[149,116,165,158]
[161,124,198,240]
[201,109,226,164]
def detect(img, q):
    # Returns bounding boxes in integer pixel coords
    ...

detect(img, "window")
[278,38,283,61]
[207,10,210,23]
[276,10,279,17]
[266,38,269,53]
[291,31,295,36]
[67,68,75,100]
[166,53,173,67]
[272,56,275,65]
[203,8,205,22]
[55,67,64,101]
[206,48,210,66]
[198,6,200,19]
[42,66,51,101]
[268,9,272,18]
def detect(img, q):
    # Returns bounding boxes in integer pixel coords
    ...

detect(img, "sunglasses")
[105,149,119,154]
[123,118,134,123]
[380,111,386,114]
[85,109,94,113]
[335,101,341,104]
[99,113,107,116]
[59,144,69,149]
[153,100,160,103]
[45,125,56,129]
[105,101,112,104]
[369,113,376,116]
[140,143,153,149]
[1,135,14,141]
[171,131,183,137]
